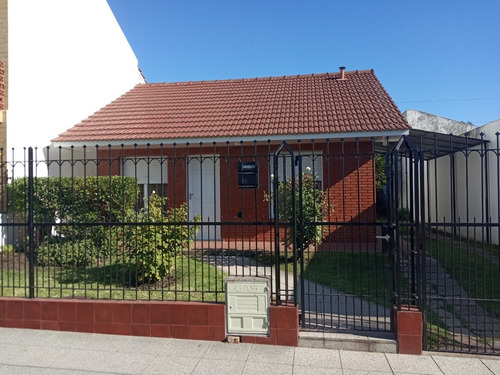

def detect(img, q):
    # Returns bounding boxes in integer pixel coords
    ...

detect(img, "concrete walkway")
[202,254,391,331]
[0,327,499,374]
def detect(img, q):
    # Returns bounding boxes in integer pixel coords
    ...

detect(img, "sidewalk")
[0,327,498,374]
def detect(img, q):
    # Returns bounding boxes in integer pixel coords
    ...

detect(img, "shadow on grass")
[301,250,393,308]
[55,263,137,287]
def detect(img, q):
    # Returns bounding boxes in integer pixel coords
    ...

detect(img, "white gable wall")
[8,0,145,171]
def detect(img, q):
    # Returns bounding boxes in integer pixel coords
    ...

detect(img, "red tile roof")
[53,69,410,143]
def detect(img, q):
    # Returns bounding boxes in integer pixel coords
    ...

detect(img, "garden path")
[201,253,391,332]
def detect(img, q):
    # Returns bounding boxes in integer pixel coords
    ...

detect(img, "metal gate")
[273,133,500,354]
[379,132,499,354]
[272,140,394,333]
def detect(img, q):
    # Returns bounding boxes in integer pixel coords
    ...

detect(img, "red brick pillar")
[394,306,423,354]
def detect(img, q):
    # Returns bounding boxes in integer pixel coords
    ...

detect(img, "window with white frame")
[122,158,168,207]
[271,152,323,186]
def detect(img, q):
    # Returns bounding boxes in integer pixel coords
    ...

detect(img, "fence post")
[28,147,35,298]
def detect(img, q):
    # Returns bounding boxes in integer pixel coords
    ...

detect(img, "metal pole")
[273,153,281,305]
[28,147,35,298]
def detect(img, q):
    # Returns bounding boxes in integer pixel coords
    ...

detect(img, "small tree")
[115,193,200,284]
[265,168,330,253]
[375,154,387,191]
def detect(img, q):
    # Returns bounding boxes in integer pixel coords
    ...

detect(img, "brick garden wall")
[0,298,299,346]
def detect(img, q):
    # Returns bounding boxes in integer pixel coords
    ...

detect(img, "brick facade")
[97,140,377,244]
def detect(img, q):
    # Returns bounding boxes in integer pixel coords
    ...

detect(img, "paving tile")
[159,338,211,358]
[385,353,443,374]
[0,343,61,367]
[431,355,494,375]
[293,366,343,375]
[343,371,394,375]
[369,340,397,353]
[50,348,155,374]
[0,327,57,345]
[246,343,295,365]
[481,358,500,374]
[242,361,293,375]
[116,335,168,355]
[43,331,130,351]
[293,347,342,368]
[203,341,252,362]
[0,364,105,375]
[339,350,392,373]
[191,358,246,375]
[141,354,199,375]
[298,336,325,348]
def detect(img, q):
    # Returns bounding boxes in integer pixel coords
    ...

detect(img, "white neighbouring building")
[7,0,145,172]
[404,110,500,245]
[2,0,145,247]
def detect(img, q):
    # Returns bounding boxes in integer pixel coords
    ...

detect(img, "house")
[50,68,411,245]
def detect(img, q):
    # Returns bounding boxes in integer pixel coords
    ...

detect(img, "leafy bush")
[265,169,330,251]
[375,154,387,190]
[9,176,139,248]
[37,237,100,267]
[398,208,410,222]
[0,244,14,254]
[114,193,200,284]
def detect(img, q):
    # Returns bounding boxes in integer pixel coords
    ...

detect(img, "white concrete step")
[299,331,397,353]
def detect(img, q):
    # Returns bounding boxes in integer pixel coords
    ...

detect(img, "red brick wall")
[0,297,299,346]
[96,140,377,244]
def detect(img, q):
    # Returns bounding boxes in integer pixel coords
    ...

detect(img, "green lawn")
[258,249,393,308]
[426,235,500,318]
[302,250,393,308]
[0,255,226,302]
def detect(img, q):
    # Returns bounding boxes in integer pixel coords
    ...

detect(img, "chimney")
[339,66,346,80]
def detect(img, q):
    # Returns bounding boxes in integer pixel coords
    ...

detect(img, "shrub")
[375,154,387,191]
[265,169,331,251]
[0,244,14,254]
[36,237,100,267]
[9,176,139,249]
[114,193,200,284]
[398,207,410,222]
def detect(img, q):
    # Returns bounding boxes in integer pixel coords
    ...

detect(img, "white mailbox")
[226,276,271,336]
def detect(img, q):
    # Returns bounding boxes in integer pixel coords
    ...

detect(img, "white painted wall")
[416,120,500,245]
[7,0,145,171]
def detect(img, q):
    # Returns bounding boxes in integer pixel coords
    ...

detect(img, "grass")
[426,235,500,318]
[258,248,393,308]
[0,255,227,302]
[302,250,393,308]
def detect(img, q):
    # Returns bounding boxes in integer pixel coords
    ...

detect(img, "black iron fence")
[1,132,499,354]
[0,139,391,331]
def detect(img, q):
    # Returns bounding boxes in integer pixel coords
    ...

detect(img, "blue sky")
[107,0,500,126]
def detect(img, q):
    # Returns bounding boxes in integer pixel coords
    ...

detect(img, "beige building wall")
[0,0,7,155]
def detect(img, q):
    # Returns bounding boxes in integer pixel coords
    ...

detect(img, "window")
[269,152,323,217]
[122,157,168,207]
[271,152,323,187]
